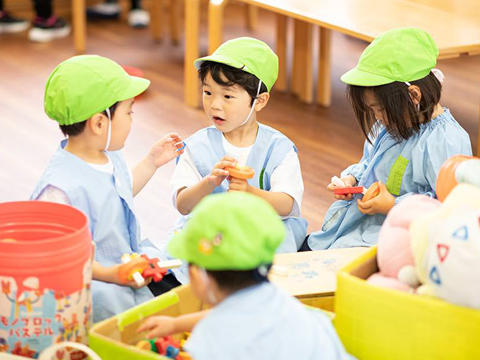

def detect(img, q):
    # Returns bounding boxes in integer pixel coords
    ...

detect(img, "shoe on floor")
[87,2,121,20]
[28,16,71,43]
[128,9,150,28]
[0,11,29,34]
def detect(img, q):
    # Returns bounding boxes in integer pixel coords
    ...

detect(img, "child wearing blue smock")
[167,38,308,283]
[31,55,184,322]
[305,28,472,251]
[138,192,355,360]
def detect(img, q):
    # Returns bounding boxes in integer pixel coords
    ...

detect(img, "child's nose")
[211,97,222,110]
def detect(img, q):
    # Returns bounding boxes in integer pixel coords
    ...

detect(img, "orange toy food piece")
[362,182,381,202]
[118,257,149,284]
[436,155,474,202]
[225,165,254,180]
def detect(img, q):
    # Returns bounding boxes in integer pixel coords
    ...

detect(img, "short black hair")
[347,72,442,142]
[198,61,268,106]
[59,102,119,137]
[206,265,271,294]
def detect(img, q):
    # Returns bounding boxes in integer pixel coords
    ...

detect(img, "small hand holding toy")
[329,175,358,200]
[207,156,237,187]
[118,254,182,287]
[148,133,185,168]
[226,165,254,192]
[357,181,394,215]
[119,253,148,287]
[330,175,381,203]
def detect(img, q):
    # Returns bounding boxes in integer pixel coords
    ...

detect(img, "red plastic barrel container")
[0,201,93,359]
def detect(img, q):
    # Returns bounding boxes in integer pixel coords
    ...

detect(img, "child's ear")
[87,113,108,136]
[407,85,422,105]
[188,264,208,298]
[188,265,203,287]
[254,92,270,112]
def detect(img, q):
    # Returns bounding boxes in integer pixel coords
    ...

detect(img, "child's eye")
[224,95,234,99]
[203,90,211,96]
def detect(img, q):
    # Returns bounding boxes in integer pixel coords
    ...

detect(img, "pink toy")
[367,195,441,291]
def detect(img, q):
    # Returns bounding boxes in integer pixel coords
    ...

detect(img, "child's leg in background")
[33,0,52,19]
[29,0,70,42]
[128,0,149,28]
[0,0,30,33]
[87,0,149,28]
[131,0,141,10]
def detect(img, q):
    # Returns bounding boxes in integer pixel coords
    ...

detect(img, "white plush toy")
[410,183,480,309]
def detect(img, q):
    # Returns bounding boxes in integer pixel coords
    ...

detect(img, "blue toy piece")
[165,344,180,359]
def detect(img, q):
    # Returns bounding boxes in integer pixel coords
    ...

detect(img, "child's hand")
[206,156,237,187]
[148,133,184,168]
[137,316,177,339]
[357,181,395,215]
[327,175,357,201]
[228,177,250,192]
[107,264,152,289]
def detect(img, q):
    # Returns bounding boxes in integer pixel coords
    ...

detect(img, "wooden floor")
[0,4,479,248]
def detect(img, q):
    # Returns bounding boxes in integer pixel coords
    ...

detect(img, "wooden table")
[184,0,480,154]
[270,247,369,311]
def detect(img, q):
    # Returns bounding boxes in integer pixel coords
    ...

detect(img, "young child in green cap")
[31,55,184,322]
[168,37,308,282]
[138,192,354,360]
[304,28,472,251]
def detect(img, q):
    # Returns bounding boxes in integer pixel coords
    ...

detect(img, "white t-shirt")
[37,155,129,204]
[171,135,304,217]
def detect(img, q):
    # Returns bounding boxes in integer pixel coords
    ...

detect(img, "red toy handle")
[333,186,365,196]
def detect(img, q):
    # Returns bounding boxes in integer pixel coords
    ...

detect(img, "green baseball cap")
[341,28,439,86]
[194,37,279,92]
[169,192,285,271]
[44,55,150,125]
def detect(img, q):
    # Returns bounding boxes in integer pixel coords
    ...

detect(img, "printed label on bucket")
[0,259,92,359]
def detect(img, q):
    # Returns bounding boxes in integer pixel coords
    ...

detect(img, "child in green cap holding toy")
[138,192,354,360]
[304,28,472,251]
[31,55,184,322]
[168,37,308,282]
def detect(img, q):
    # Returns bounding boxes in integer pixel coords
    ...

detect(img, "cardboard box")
[334,247,480,360]
[89,286,203,360]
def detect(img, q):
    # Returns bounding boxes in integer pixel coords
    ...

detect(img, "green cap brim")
[168,231,189,261]
[194,54,247,72]
[118,76,151,101]
[341,67,395,86]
